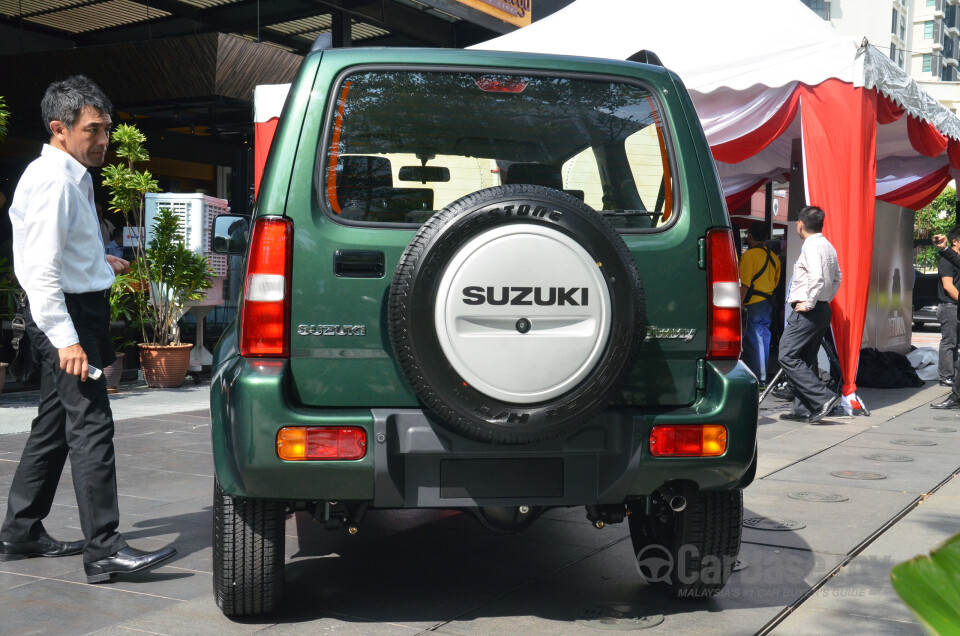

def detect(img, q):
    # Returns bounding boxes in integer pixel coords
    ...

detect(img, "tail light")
[649,424,727,457]
[277,427,367,460]
[706,228,741,360]
[240,217,293,357]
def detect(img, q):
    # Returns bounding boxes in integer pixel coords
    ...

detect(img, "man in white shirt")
[777,205,842,424]
[0,76,175,583]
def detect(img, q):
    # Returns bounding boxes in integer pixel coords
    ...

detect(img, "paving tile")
[97,598,268,635]
[761,443,960,494]
[0,577,177,635]
[440,541,844,636]
[0,570,39,593]
[742,479,918,555]
[52,564,209,603]
[838,430,960,456]
[771,608,922,635]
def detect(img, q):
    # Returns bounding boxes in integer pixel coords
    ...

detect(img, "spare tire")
[389,185,645,443]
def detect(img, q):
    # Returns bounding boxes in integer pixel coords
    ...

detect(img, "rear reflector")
[277,427,367,461]
[649,424,727,457]
[706,228,742,360]
[474,76,528,93]
[240,217,293,357]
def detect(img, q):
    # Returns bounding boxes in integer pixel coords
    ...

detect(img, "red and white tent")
[472,0,960,400]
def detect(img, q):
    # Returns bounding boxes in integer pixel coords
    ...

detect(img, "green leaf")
[0,95,9,143]
[891,532,960,635]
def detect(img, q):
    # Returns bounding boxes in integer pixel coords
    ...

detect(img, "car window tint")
[319,69,676,230]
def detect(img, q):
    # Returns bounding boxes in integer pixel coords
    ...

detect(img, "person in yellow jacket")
[740,221,781,387]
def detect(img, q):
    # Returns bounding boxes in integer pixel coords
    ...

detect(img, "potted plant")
[135,207,214,387]
[103,124,214,387]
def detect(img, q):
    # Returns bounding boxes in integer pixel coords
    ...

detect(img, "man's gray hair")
[40,75,112,135]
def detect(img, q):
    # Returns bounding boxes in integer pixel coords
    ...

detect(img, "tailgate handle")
[334,250,385,278]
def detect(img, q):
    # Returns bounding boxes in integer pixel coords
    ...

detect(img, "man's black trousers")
[0,291,127,563]
[778,302,836,415]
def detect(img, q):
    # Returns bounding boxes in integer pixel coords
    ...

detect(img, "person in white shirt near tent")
[778,205,842,424]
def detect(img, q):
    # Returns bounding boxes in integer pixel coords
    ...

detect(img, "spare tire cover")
[389,185,645,443]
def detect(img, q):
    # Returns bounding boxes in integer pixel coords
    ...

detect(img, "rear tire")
[628,490,742,598]
[213,479,286,616]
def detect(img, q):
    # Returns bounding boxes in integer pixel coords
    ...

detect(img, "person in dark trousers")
[936,228,960,386]
[739,221,781,387]
[0,76,176,582]
[930,232,960,408]
[778,206,842,423]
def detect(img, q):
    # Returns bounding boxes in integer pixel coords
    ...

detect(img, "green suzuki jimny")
[210,47,758,616]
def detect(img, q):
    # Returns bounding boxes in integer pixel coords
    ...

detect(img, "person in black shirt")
[936,228,960,386]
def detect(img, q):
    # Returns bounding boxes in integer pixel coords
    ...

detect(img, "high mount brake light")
[706,228,742,360]
[474,76,528,93]
[240,217,293,357]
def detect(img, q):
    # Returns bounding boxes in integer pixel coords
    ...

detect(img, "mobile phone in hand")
[88,365,103,381]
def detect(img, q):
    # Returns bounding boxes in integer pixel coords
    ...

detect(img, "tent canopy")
[473,0,960,398]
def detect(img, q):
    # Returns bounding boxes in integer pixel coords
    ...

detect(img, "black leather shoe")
[940,379,954,387]
[84,546,177,583]
[807,395,841,423]
[931,395,960,409]
[0,533,84,561]
[779,412,808,421]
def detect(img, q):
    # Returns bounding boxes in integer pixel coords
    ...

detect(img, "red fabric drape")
[907,115,948,157]
[876,94,905,125]
[254,118,279,197]
[712,88,801,164]
[724,179,767,212]
[800,80,878,397]
[948,138,960,170]
[878,165,952,210]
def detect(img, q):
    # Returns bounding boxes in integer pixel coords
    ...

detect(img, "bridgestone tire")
[213,480,285,616]
[389,185,645,444]
[629,490,743,598]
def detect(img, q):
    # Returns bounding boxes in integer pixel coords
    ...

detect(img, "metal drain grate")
[890,439,937,447]
[576,603,665,630]
[864,453,914,462]
[788,491,849,502]
[743,517,806,531]
[831,470,887,480]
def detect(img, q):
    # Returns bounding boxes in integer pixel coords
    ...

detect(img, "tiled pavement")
[0,378,956,635]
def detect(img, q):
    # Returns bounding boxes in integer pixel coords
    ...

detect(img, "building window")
[800,0,830,20]
[927,0,936,6]
[924,53,932,71]
[892,8,899,33]
[926,21,935,39]
[890,43,897,60]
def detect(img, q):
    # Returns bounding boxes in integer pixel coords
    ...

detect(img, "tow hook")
[585,504,627,529]
[311,501,369,533]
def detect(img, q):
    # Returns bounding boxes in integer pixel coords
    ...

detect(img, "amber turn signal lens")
[277,427,367,460]
[649,424,727,457]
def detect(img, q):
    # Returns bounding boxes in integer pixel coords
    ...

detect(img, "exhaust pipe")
[658,483,688,512]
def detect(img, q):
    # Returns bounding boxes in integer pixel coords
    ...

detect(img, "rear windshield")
[318,69,676,230]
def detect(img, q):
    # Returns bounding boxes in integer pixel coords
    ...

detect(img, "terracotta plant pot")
[103,352,125,392]
[0,362,7,394]
[139,343,193,388]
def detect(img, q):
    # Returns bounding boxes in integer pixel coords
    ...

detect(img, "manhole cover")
[732,559,748,572]
[864,453,914,462]
[788,491,849,502]
[890,439,938,447]
[743,517,806,531]
[932,417,960,422]
[914,426,957,433]
[576,603,665,631]
[831,470,887,480]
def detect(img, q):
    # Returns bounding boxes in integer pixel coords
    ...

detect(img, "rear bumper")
[211,354,758,506]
